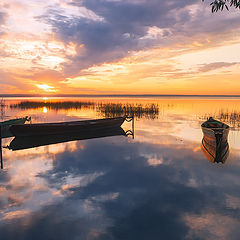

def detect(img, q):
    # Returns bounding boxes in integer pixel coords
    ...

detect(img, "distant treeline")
[10,101,159,119]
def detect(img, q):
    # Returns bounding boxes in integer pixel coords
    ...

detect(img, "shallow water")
[0,97,240,240]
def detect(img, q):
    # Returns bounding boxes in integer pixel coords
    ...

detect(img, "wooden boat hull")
[201,138,229,163]
[8,127,126,151]
[9,117,126,137]
[201,118,229,163]
[0,117,30,138]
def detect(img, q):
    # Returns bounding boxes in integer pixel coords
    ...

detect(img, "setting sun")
[1,1,240,239]
[36,84,56,92]
[1,0,240,95]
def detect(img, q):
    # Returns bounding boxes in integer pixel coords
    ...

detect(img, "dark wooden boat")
[9,117,126,137]
[8,127,127,151]
[0,116,31,168]
[0,116,31,138]
[201,117,229,163]
[0,117,30,127]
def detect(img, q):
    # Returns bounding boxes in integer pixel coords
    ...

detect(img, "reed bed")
[97,103,159,119]
[10,101,160,119]
[10,101,95,110]
[202,110,240,129]
[218,111,240,128]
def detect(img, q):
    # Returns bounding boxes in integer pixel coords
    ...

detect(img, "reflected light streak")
[1,97,240,239]
[43,107,48,113]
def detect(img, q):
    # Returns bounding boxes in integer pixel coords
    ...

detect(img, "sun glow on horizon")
[1,0,240,95]
[36,84,56,92]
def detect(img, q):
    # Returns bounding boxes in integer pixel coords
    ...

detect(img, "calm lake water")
[1,97,240,240]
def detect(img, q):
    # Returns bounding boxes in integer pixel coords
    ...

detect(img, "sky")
[0,0,240,95]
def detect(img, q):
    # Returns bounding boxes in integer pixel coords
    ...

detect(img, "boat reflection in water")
[7,127,133,151]
[201,117,230,164]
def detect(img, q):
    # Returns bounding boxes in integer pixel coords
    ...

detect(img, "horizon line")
[1,94,240,98]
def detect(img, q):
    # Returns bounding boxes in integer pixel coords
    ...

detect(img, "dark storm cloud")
[39,0,198,74]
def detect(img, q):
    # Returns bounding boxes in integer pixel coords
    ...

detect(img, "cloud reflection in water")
[1,134,240,240]
[1,98,240,239]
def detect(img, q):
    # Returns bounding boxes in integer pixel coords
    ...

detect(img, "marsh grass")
[10,101,95,111]
[10,101,240,126]
[97,103,159,119]
[218,111,240,129]
[202,110,240,129]
[10,101,160,119]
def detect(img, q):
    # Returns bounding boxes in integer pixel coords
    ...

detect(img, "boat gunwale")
[10,116,126,127]
[201,118,229,129]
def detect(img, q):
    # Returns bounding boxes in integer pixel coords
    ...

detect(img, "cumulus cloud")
[1,0,240,93]
[37,0,240,76]
[39,0,199,74]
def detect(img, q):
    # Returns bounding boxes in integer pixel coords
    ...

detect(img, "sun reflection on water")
[43,107,48,113]
[1,97,240,240]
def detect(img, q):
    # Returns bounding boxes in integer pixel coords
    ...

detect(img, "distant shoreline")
[1,94,240,98]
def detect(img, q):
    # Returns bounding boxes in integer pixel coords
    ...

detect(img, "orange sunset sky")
[0,0,240,95]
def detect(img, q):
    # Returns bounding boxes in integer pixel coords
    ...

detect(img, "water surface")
[1,97,240,240]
